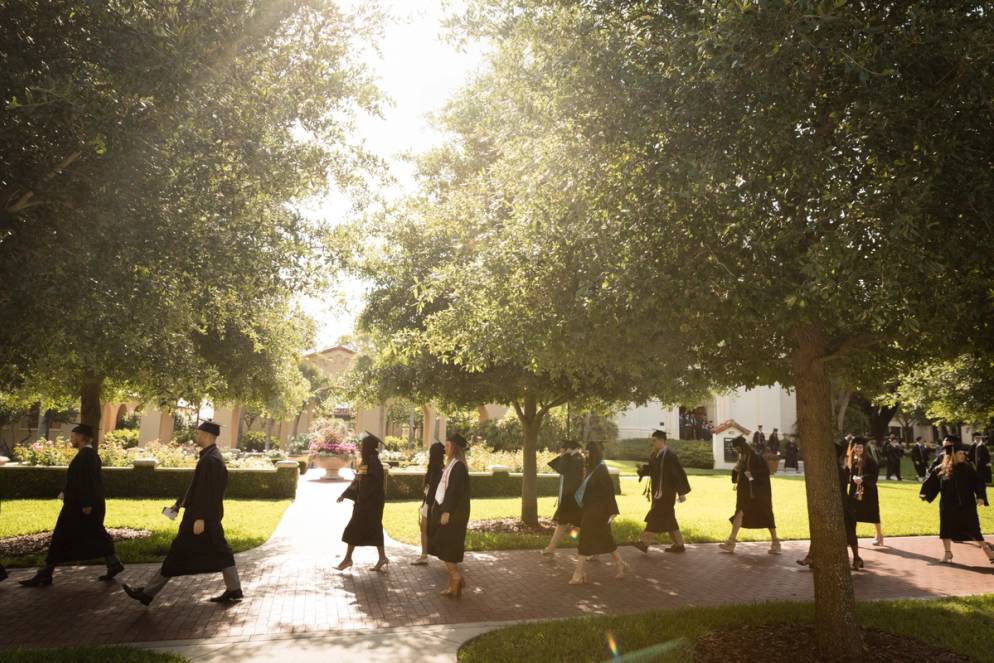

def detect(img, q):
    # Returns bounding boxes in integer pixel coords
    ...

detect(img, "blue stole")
[575,461,605,507]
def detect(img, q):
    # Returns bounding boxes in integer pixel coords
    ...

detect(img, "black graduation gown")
[969,442,992,485]
[885,444,903,478]
[838,464,858,547]
[921,463,987,541]
[421,443,444,508]
[751,432,766,453]
[911,444,931,478]
[784,441,799,469]
[160,444,235,577]
[429,460,471,563]
[767,433,780,455]
[577,463,619,555]
[46,446,115,564]
[847,455,881,524]
[644,448,691,533]
[730,452,776,529]
[548,452,584,527]
[342,456,386,547]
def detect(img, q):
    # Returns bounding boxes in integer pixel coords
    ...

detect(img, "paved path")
[1,469,993,652]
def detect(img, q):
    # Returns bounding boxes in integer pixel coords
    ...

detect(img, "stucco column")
[212,404,241,449]
[100,402,118,436]
[138,407,162,446]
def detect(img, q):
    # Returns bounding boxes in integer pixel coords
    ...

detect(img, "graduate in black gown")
[569,441,627,584]
[19,424,123,587]
[767,428,781,455]
[783,438,800,472]
[634,430,691,554]
[542,439,585,556]
[884,435,904,481]
[336,433,388,572]
[846,437,885,546]
[123,422,242,605]
[751,425,767,454]
[911,437,931,482]
[797,442,862,570]
[412,439,445,566]
[920,443,994,564]
[429,433,471,598]
[719,436,781,555]
[968,432,992,485]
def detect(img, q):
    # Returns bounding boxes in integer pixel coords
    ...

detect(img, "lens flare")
[569,528,579,542]
[607,631,620,658]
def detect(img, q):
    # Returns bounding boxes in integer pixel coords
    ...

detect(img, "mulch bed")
[467,517,559,535]
[693,624,971,663]
[0,528,152,557]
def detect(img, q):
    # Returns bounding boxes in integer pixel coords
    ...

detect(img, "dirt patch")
[0,528,152,557]
[467,517,559,536]
[693,624,970,663]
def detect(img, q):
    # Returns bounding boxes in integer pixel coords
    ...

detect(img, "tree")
[447,0,994,655]
[1,1,381,440]
[892,355,994,427]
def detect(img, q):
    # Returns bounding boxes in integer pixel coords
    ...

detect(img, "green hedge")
[385,469,621,501]
[0,464,298,500]
[605,438,714,469]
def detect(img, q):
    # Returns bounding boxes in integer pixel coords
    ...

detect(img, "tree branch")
[5,149,84,214]
[821,334,880,363]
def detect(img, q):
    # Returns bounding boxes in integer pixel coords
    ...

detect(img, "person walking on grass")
[542,439,585,556]
[847,437,885,547]
[336,432,389,572]
[19,424,124,587]
[719,436,781,555]
[920,441,994,565]
[123,421,242,606]
[570,441,628,584]
[634,430,690,555]
[429,433,471,598]
[411,438,445,566]
[911,436,931,482]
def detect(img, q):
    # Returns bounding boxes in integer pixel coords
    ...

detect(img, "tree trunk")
[518,395,541,526]
[80,373,104,450]
[792,326,864,658]
[835,389,852,433]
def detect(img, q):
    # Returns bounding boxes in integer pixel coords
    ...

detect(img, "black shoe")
[208,589,244,604]
[99,562,125,582]
[18,574,52,588]
[633,541,649,554]
[123,584,153,606]
[664,544,686,553]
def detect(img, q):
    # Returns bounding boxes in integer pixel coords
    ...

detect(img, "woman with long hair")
[719,436,781,554]
[847,437,884,546]
[920,440,994,564]
[542,438,585,556]
[336,432,388,572]
[570,441,627,584]
[412,439,446,565]
[429,433,471,597]
[797,442,861,570]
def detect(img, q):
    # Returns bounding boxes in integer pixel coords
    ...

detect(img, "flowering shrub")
[10,438,292,469]
[393,446,560,473]
[12,437,76,466]
[307,418,356,456]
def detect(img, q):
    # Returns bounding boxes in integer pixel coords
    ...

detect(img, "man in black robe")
[635,430,691,554]
[751,425,767,454]
[767,428,781,455]
[884,435,904,481]
[542,439,585,555]
[19,424,123,587]
[911,437,931,481]
[968,432,992,485]
[123,421,242,605]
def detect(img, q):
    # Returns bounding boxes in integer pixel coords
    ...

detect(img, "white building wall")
[613,403,679,440]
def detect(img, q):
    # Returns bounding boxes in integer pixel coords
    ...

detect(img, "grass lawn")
[457,594,994,663]
[383,474,994,550]
[0,647,187,663]
[0,499,290,568]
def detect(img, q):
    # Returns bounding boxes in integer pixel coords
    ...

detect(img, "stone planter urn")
[313,454,353,480]
[763,452,780,475]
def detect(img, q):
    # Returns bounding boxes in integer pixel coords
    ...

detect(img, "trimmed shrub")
[605,438,714,469]
[104,428,140,449]
[240,431,278,452]
[0,464,298,500]
[384,468,621,501]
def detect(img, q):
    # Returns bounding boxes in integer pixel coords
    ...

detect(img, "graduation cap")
[198,421,221,437]
[447,433,469,449]
[71,423,95,438]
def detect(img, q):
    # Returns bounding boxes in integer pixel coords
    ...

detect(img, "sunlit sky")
[298,0,485,350]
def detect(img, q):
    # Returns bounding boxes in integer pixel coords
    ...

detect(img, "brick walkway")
[1,470,992,649]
